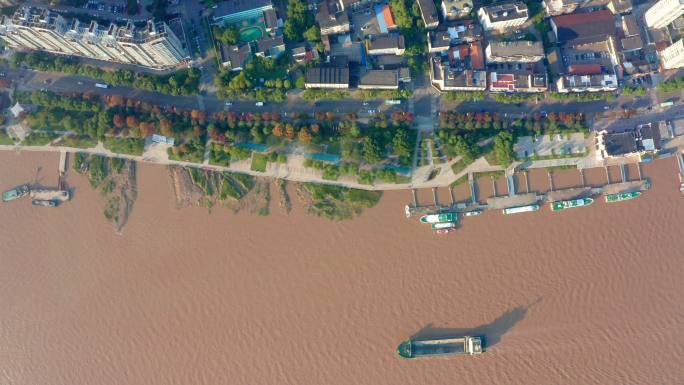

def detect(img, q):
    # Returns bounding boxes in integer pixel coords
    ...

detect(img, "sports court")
[235,16,267,43]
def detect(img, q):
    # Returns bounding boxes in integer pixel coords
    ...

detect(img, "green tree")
[392,128,411,160]
[363,137,382,164]
[221,26,240,45]
[493,131,515,166]
[284,0,312,41]
[295,75,306,89]
[303,25,321,42]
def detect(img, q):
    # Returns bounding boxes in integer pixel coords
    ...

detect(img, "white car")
[224,101,232,106]
[255,102,264,107]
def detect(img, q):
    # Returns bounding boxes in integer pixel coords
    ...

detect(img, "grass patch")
[451,157,473,175]
[59,135,98,149]
[103,137,144,156]
[451,173,468,187]
[250,152,268,172]
[0,129,15,145]
[473,170,505,179]
[302,183,382,220]
[23,132,59,146]
[544,164,578,172]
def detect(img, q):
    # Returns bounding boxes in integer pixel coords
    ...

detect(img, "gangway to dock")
[59,151,67,175]
[468,173,477,205]
[677,152,684,177]
[619,163,627,183]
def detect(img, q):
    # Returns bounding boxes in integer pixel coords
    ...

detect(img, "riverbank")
[0,151,682,384]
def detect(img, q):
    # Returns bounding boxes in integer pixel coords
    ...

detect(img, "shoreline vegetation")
[73,153,137,231]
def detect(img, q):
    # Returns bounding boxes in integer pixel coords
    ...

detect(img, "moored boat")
[463,210,481,217]
[3,185,30,202]
[551,197,594,211]
[32,199,57,207]
[431,222,456,230]
[434,227,456,235]
[420,212,456,223]
[605,191,641,203]
[502,204,540,215]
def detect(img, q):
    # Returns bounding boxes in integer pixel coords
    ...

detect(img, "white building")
[477,2,528,32]
[644,0,684,29]
[0,7,187,69]
[660,39,684,69]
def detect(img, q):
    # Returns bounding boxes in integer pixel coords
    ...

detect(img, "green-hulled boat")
[2,185,30,202]
[605,191,641,203]
[551,197,594,211]
[397,336,483,358]
[420,212,456,223]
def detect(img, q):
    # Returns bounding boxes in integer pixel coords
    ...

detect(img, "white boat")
[464,210,481,217]
[431,222,456,230]
[502,204,540,215]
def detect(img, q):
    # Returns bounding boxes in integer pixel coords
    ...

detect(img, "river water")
[0,151,682,385]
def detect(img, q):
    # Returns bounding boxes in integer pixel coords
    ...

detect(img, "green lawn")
[59,135,98,149]
[103,137,144,156]
[250,152,268,172]
[0,130,14,145]
[23,132,59,146]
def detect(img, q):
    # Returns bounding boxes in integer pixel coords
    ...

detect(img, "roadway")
[4,66,666,132]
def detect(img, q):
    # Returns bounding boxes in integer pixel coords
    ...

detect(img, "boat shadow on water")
[410,298,541,349]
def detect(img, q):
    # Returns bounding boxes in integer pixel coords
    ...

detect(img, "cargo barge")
[551,197,594,211]
[397,336,483,358]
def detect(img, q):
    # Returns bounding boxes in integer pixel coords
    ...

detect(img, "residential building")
[219,43,251,71]
[485,41,544,63]
[427,23,482,53]
[607,0,632,14]
[660,39,684,69]
[255,35,285,58]
[358,69,399,89]
[556,68,618,93]
[549,10,620,89]
[441,0,473,20]
[212,0,275,25]
[542,0,584,16]
[427,30,451,53]
[367,34,405,55]
[644,0,684,29]
[489,71,547,92]
[0,7,186,69]
[304,66,350,88]
[477,2,528,31]
[429,42,487,91]
[316,0,350,36]
[596,122,661,159]
[417,0,440,29]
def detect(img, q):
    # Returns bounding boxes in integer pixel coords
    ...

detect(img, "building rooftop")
[481,2,528,22]
[305,66,350,85]
[255,35,284,56]
[622,14,638,37]
[213,0,273,20]
[442,0,473,18]
[551,10,615,46]
[417,0,440,26]
[604,131,638,155]
[621,35,643,51]
[368,34,405,51]
[567,63,603,74]
[487,41,544,61]
[219,43,251,70]
[316,0,349,31]
[429,30,452,50]
[359,69,399,87]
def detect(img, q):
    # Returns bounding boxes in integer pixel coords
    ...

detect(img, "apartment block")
[645,0,684,29]
[660,39,684,69]
[477,2,528,32]
[0,7,186,69]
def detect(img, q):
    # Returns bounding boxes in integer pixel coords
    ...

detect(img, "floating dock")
[546,187,601,202]
[601,180,650,195]
[487,193,541,210]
